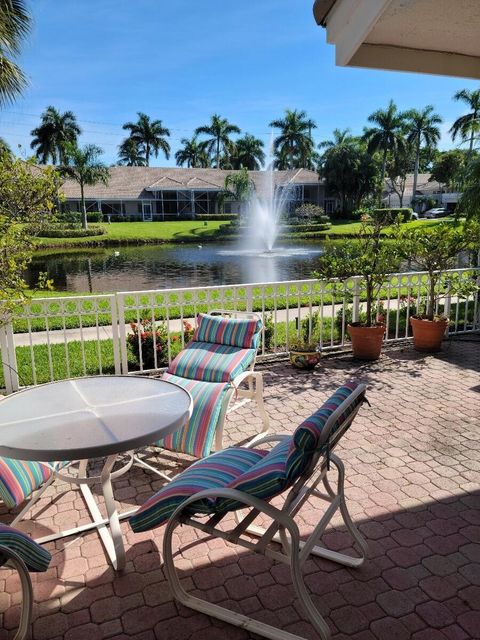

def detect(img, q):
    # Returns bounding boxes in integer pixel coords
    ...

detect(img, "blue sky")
[1,0,479,166]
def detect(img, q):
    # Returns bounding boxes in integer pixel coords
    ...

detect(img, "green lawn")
[34,220,226,248]
[325,217,458,236]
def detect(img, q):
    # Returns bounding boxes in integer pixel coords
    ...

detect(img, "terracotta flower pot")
[347,324,385,361]
[289,349,321,370]
[410,316,449,352]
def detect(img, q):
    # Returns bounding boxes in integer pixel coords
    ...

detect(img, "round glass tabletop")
[0,376,192,461]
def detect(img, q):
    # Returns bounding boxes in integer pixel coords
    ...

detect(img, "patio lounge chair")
[141,311,269,474]
[0,523,51,640]
[130,380,368,640]
[0,458,58,527]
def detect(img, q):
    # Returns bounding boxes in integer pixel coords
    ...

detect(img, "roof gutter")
[312,0,337,26]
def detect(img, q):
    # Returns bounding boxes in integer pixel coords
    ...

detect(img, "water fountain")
[218,143,322,281]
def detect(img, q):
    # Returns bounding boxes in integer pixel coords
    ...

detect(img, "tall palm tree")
[195,114,241,168]
[118,137,146,166]
[319,128,353,151]
[122,112,170,166]
[450,89,480,157]
[175,135,210,168]
[231,133,265,170]
[363,100,406,188]
[0,0,31,106]
[269,109,315,169]
[30,106,81,164]
[404,105,442,203]
[61,143,109,230]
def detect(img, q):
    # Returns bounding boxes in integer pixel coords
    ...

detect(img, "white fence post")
[0,321,19,394]
[116,293,129,374]
[245,285,253,313]
[351,277,361,323]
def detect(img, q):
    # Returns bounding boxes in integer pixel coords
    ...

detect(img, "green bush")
[86,211,103,222]
[195,213,238,221]
[37,224,107,238]
[294,203,326,222]
[59,210,81,224]
[373,208,414,223]
[283,222,331,233]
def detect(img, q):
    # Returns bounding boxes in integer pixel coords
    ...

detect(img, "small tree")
[218,168,254,215]
[0,153,61,320]
[314,213,401,327]
[395,222,480,320]
[61,143,109,230]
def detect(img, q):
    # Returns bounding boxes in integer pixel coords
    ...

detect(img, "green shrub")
[59,210,81,225]
[294,203,326,222]
[373,208,414,223]
[37,224,107,238]
[86,211,103,222]
[195,213,238,221]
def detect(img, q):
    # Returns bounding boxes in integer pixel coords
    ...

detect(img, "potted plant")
[315,212,401,360]
[396,222,480,352]
[289,311,322,370]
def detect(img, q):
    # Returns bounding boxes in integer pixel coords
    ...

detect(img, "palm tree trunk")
[379,147,388,205]
[146,143,150,166]
[80,181,87,230]
[216,138,220,168]
[412,138,420,210]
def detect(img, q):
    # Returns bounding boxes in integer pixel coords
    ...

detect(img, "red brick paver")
[1,338,479,639]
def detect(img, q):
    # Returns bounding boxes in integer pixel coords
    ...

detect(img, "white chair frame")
[0,545,34,640]
[162,384,368,640]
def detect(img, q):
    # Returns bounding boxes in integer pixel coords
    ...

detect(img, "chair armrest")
[245,434,290,449]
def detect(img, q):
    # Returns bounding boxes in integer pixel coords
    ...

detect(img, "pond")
[26,240,328,293]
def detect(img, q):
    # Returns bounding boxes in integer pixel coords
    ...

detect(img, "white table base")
[34,455,138,571]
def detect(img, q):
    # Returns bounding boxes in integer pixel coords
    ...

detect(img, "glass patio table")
[0,376,192,570]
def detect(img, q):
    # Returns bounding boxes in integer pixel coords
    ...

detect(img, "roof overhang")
[313,0,480,79]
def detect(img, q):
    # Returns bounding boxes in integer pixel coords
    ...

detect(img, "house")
[61,167,326,221]
[383,173,461,211]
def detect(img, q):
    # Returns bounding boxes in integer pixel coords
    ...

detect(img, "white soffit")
[315,0,480,79]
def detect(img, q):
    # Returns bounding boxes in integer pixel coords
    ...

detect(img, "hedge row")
[195,213,238,221]
[37,224,107,238]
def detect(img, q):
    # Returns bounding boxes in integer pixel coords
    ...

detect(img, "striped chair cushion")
[285,381,365,480]
[157,373,232,458]
[193,313,262,349]
[167,342,256,383]
[130,447,268,532]
[0,458,53,509]
[0,524,51,572]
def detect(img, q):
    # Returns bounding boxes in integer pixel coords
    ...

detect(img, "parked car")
[423,207,448,219]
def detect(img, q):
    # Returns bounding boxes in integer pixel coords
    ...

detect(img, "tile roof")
[61,167,322,200]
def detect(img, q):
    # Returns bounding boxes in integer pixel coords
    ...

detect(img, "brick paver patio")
[1,338,479,639]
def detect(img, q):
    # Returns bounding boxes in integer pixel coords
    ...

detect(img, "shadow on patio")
[0,338,478,640]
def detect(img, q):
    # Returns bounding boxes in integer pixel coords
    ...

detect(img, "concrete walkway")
[12,300,410,347]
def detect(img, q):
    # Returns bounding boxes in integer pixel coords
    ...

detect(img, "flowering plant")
[128,319,169,369]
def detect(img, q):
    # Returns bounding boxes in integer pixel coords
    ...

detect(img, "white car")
[423,207,448,219]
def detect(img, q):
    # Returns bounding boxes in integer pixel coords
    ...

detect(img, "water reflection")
[27,240,326,293]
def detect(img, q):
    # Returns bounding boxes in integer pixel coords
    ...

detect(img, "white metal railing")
[1,268,479,393]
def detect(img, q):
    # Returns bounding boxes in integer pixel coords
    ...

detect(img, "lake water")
[26,240,327,293]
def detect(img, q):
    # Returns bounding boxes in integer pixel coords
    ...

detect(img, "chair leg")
[305,454,368,567]
[1,547,33,640]
[163,514,331,640]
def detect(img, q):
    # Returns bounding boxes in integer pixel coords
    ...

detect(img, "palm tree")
[231,134,265,170]
[61,143,109,230]
[118,137,146,166]
[0,0,31,106]
[404,105,442,204]
[218,168,254,214]
[450,89,480,157]
[195,114,241,168]
[175,135,210,168]
[30,106,81,164]
[0,136,11,155]
[122,112,170,166]
[319,128,353,151]
[269,109,315,169]
[363,100,406,190]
